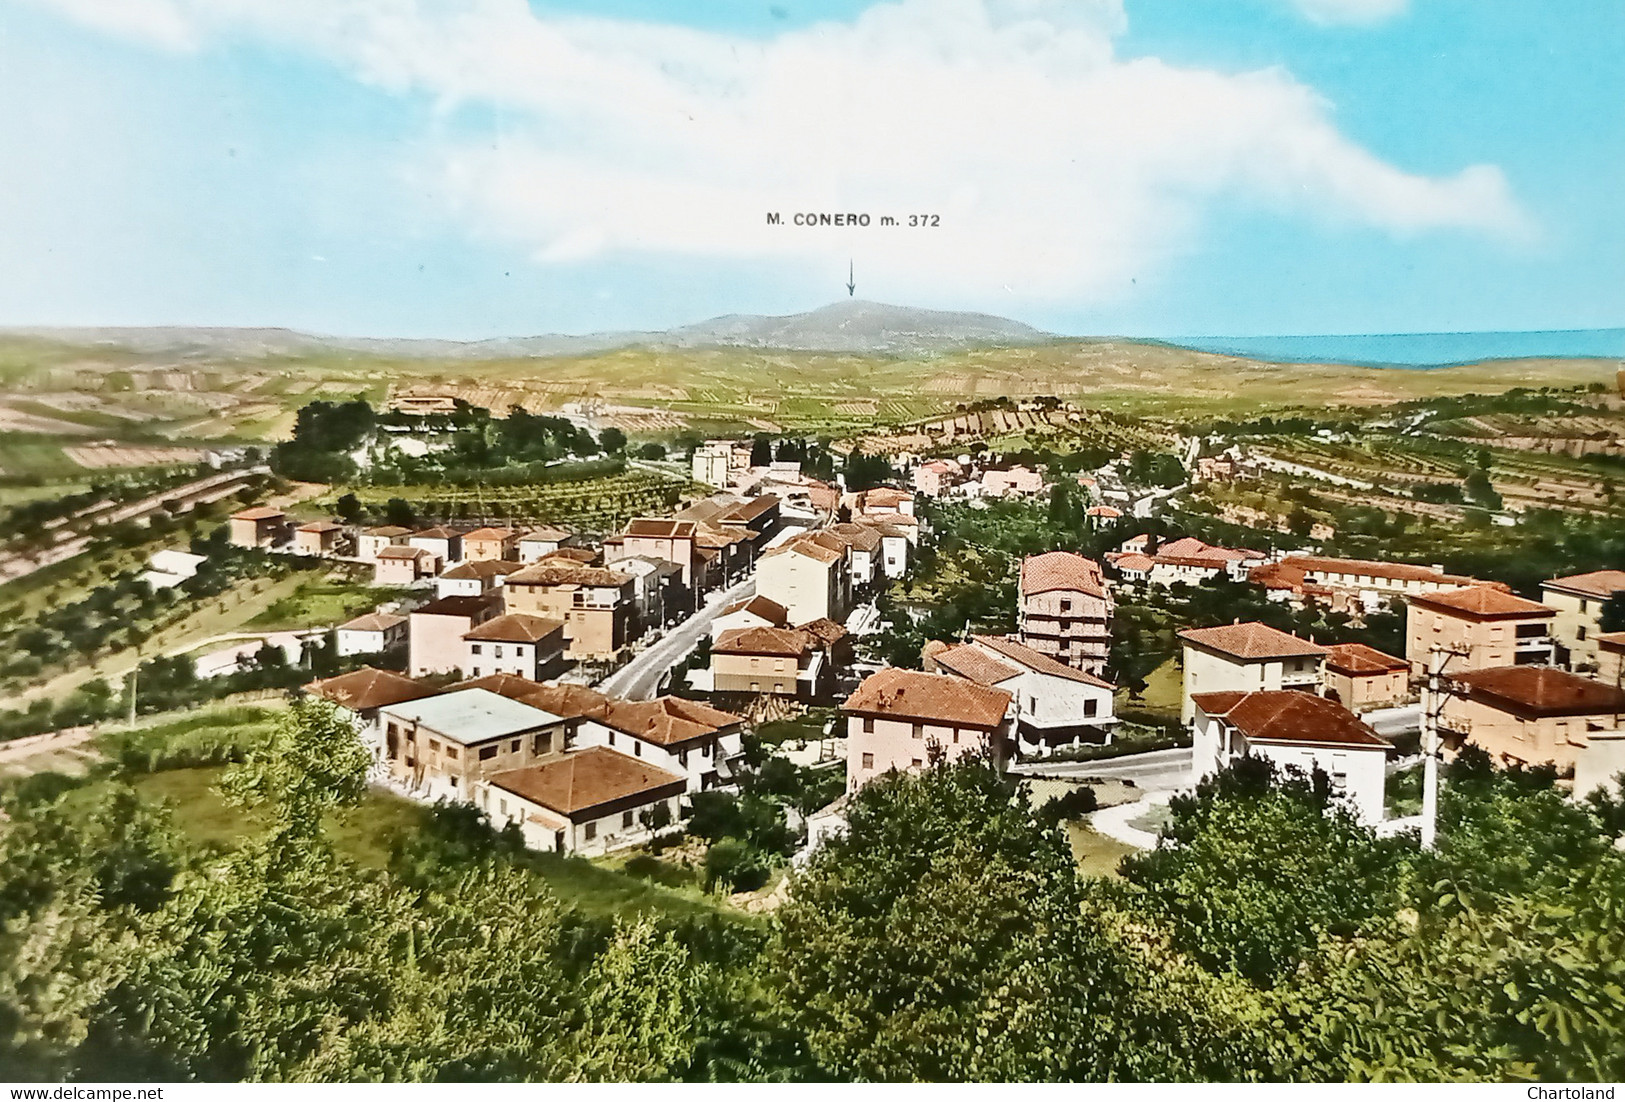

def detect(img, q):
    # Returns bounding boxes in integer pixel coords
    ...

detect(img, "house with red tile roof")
[336,610,408,657]
[1405,585,1554,677]
[463,612,567,682]
[1540,569,1625,672]
[306,665,435,767]
[1191,690,1390,823]
[1177,622,1329,724]
[842,667,1013,792]
[478,747,687,856]
[1017,551,1113,677]
[1144,536,1266,588]
[228,505,289,548]
[1253,553,1501,616]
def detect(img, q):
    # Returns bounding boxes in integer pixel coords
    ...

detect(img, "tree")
[599,427,628,454]
[636,442,667,461]
[335,492,365,524]
[750,434,774,467]
[384,497,416,528]
[1121,756,1408,987]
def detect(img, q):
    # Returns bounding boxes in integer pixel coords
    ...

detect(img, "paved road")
[596,575,756,701]
[1012,746,1194,794]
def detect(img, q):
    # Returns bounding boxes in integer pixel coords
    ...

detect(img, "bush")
[704,838,770,893]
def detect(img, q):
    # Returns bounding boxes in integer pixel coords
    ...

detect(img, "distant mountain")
[4,301,1056,361]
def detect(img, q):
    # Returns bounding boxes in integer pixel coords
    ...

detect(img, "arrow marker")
[846,259,856,297]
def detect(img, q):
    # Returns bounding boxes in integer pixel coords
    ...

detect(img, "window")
[679,750,689,767]
[499,798,507,814]
[429,739,441,754]
[861,752,874,769]
[584,822,596,840]
[1084,698,1098,717]
[471,644,483,655]
[911,723,924,740]
[634,742,642,758]
[1060,599,1072,612]
[470,668,480,677]
[448,776,458,788]
[495,646,504,658]
[608,731,616,746]
[911,758,922,768]
[1578,626,1588,641]
[479,746,497,761]
[534,733,551,755]
[444,746,458,760]
[622,810,635,828]
[510,739,520,754]
[861,717,875,734]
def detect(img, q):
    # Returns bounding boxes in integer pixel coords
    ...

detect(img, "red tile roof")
[440,559,524,580]
[464,613,566,645]
[1324,642,1409,676]
[463,527,517,541]
[1598,632,1625,653]
[1019,551,1108,598]
[505,563,633,588]
[454,675,611,721]
[842,668,1011,729]
[411,526,461,540]
[376,545,432,561]
[601,696,745,746]
[720,594,789,625]
[231,506,286,521]
[297,520,344,533]
[625,518,697,539]
[1445,666,1625,718]
[927,642,1023,686]
[971,634,1115,688]
[339,611,407,633]
[712,626,816,658]
[1410,586,1554,620]
[488,747,685,818]
[1191,690,1389,748]
[306,666,433,712]
[1179,622,1329,661]
[1260,555,1495,591]
[1543,570,1625,601]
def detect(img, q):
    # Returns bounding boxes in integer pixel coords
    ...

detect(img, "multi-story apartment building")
[501,561,638,659]
[1177,622,1328,725]
[757,534,849,625]
[408,593,501,677]
[1436,665,1625,771]
[1540,570,1625,672]
[1322,642,1410,712]
[463,612,567,682]
[1406,586,1555,677]
[1253,554,1501,615]
[1016,551,1113,676]
[462,526,520,562]
[926,634,1117,755]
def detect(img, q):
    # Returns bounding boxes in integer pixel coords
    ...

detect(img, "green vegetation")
[245,576,407,631]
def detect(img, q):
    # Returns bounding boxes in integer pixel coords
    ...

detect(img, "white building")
[517,526,575,564]
[1190,690,1390,823]
[477,747,687,856]
[1177,622,1329,725]
[336,611,408,657]
[436,559,523,599]
[927,634,1117,756]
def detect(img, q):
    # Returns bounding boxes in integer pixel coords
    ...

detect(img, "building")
[462,612,567,681]
[516,526,576,563]
[574,696,747,793]
[1436,666,1625,771]
[1574,730,1625,803]
[462,526,519,562]
[926,634,1116,755]
[336,611,408,657]
[502,562,638,659]
[844,486,915,519]
[691,439,752,487]
[408,593,500,677]
[1144,537,1265,587]
[139,548,207,590]
[479,747,688,856]
[712,594,790,635]
[824,523,883,589]
[852,519,910,578]
[1016,551,1113,676]
[912,458,964,496]
[228,506,288,548]
[293,520,345,556]
[373,545,438,586]
[377,687,571,803]
[605,518,702,590]
[305,665,434,764]
[1109,552,1153,583]
[1322,643,1410,712]
[409,526,463,566]
[1190,691,1389,823]
[1252,554,1500,616]
[710,623,844,699]
[1541,570,1625,672]
[842,668,1014,792]
[357,525,412,561]
[1085,505,1123,527]
[1599,633,1625,688]
[612,556,685,631]
[980,466,1046,498]
[757,534,848,625]
[1406,586,1555,677]
[1177,622,1329,725]
[436,559,523,599]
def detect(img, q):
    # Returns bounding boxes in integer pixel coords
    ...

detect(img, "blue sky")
[0,0,1619,339]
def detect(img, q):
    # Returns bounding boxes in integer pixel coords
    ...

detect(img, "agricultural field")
[334,470,694,534]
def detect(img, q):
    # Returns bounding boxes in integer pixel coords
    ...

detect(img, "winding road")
[596,575,757,701]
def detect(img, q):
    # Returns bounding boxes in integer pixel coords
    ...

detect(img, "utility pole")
[127,649,139,727]
[1420,643,1465,850]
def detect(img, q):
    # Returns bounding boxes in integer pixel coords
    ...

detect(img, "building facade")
[1177,622,1328,725]
[1017,551,1114,676]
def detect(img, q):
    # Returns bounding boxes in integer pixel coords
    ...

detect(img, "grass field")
[245,576,400,631]
[1127,658,1183,723]
[1065,822,1136,880]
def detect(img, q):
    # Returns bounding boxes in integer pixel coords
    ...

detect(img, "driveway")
[596,575,756,701]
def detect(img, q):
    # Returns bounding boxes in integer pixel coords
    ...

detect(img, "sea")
[1161,328,1625,369]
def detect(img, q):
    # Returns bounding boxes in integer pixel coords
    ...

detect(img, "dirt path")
[0,725,102,779]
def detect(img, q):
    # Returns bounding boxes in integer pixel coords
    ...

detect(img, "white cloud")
[20,0,1523,304]
[1283,0,1408,28]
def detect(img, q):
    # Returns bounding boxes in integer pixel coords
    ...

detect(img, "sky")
[0,0,1619,340]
